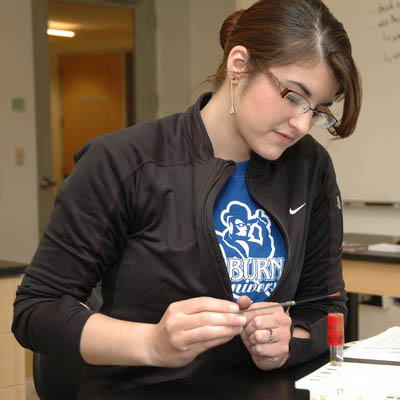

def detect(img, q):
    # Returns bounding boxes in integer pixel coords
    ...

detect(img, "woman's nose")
[288,111,313,135]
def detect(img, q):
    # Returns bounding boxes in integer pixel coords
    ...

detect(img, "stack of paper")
[295,362,400,400]
[295,327,400,399]
[367,242,400,253]
[344,326,400,362]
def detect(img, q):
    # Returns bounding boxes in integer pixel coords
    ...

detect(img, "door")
[60,52,125,176]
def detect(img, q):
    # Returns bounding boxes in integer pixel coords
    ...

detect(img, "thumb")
[237,295,252,311]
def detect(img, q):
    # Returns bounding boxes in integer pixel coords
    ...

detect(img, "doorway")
[47,0,155,186]
[33,0,155,235]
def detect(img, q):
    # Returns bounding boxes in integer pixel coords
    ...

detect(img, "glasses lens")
[283,90,337,129]
[284,92,310,113]
[313,111,337,128]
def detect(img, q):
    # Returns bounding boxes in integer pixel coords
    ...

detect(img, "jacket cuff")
[280,315,328,369]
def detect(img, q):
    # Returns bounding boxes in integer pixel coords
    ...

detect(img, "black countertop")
[0,260,27,277]
[343,233,400,263]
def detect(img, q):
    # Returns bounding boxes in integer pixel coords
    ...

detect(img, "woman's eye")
[285,93,303,104]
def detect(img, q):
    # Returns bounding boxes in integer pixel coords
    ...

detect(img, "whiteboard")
[312,0,400,202]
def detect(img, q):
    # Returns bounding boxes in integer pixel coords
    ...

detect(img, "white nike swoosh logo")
[289,203,306,215]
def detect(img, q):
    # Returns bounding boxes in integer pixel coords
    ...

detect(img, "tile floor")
[25,299,400,400]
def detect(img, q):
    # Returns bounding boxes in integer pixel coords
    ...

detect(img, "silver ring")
[267,328,274,343]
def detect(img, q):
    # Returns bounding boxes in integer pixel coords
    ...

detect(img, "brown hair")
[214,0,362,138]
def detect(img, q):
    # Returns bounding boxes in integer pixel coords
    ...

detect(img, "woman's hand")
[148,297,247,368]
[237,296,292,370]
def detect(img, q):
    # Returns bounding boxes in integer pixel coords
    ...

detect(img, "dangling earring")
[229,77,236,114]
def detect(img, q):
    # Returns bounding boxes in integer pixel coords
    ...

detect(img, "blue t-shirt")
[213,161,286,302]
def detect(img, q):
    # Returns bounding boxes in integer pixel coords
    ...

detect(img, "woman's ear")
[227,45,249,78]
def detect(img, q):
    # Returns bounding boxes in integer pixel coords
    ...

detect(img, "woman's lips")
[273,130,294,142]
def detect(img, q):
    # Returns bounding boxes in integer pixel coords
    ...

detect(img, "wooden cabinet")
[0,274,26,400]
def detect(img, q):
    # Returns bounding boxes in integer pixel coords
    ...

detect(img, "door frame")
[32,0,53,237]
[32,0,157,236]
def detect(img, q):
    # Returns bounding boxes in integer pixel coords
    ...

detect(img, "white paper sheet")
[295,361,400,400]
[344,326,400,362]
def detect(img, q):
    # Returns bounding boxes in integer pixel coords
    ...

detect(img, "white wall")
[236,0,256,9]
[188,0,236,102]
[0,0,39,263]
[236,0,400,237]
[343,209,400,236]
[155,0,191,117]
[155,0,236,117]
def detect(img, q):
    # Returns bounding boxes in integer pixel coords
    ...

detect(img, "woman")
[13,0,361,392]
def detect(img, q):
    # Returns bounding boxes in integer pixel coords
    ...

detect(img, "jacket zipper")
[245,160,292,303]
[200,159,236,301]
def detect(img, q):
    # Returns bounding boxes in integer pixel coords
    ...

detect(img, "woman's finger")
[183,325,244,346]
[237,295,252,311]
[171,310,246,331]
[170,296,239,315]
[163,324,243,355]
[244,308,290,337]
[250,326,281,346]
[251,341,289,358]
[243,314,278,338]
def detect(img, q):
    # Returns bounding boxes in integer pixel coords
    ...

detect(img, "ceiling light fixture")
[47,29,75,38]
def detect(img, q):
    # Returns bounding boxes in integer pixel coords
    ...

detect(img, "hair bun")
[219,9,245,50]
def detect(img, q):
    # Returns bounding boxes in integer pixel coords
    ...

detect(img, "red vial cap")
[328,313,344,346]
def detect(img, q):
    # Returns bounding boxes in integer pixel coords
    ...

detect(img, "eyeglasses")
[267,70,337,129]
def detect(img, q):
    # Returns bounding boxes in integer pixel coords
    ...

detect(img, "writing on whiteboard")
[374,0,400,62]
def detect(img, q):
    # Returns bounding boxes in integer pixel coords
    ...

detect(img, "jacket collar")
[182,93,217,161]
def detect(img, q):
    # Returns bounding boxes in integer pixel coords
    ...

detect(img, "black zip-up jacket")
[13,93,346,392]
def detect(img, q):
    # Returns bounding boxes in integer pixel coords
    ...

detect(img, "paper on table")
[344,326,400,362]
[295,362,400,400]
[367,242,400,253]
